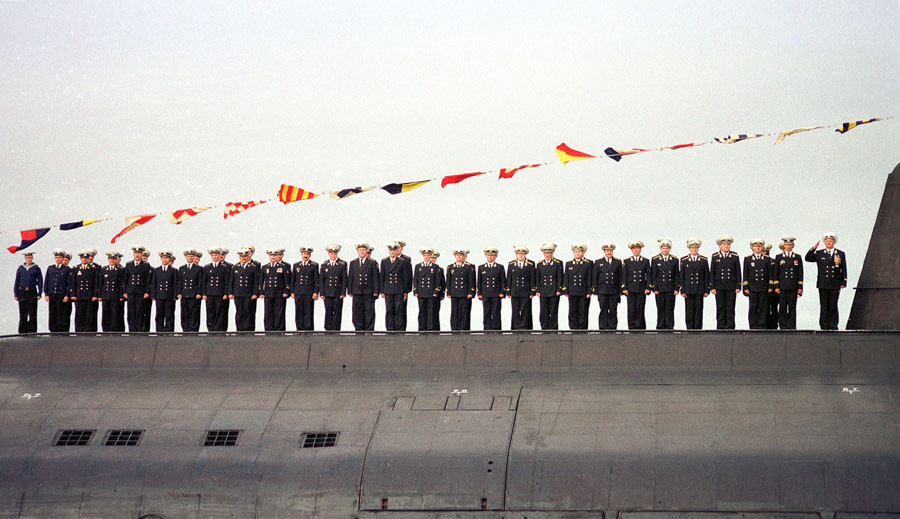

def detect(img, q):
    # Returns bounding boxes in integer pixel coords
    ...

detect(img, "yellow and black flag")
[59,219,100,231]
[835,118,881,134]
[381,180,430,195]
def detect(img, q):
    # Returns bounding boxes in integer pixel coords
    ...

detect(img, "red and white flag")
[224,200,267,220]
[168,206,211,224]
[111,215,156,244]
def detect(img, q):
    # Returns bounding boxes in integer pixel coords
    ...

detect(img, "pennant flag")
[381,180,430,195]
[329,186,377,200]
[555,143,596,165]
[773,126,823,145]
[224,200,267,220]
[278,184,318,204]
[714,134,766,144]
[168,207,211,224]
[110,215,156,244]
[499,164,542,180]
[59,219,100,231]
[660,142,704,151]
[835,118,881,134]
[604,147,650,162]
[441,171,485,188]
[7,228,51,254]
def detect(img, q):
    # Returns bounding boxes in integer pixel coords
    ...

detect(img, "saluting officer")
[320,244,348,331]
[650,239,679,330]
[44,249,71,333]
[124,245,153,332]
[230,247,261,331]
[594,243,623,330]
[202,247,231,332]
[478,248,506,331]
[292,246,319,331]
[535,243,564,330]
[14,251,42,334]
[260,248,291,331]
[743,238,772,329]
[623,241,650,330]
[414,247,443,331]
[805,232,847,330]
[99,251,126,332]
[506,246,536,330]
[680,238,710,330]
[178,248,205,332]
[348,242,380,331]
[380,242,411,331]
[710,235,741,329]
[763,242,779,329]
[446,248,476,330]
[151,250,179,332]
[774,237,803,329]
[68,250,100,332]
[564,244,592,330]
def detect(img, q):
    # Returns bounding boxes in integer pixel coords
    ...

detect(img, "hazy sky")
[2,1,898,333]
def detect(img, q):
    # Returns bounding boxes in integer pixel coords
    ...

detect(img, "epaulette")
[745,254,753,258]
[526,259,534,265]
[508,260,516,264]
[699,255,707,260]
[465,261,473,266]
[681,255,690,260]
[653,254,661,259]
[554,258,562,263]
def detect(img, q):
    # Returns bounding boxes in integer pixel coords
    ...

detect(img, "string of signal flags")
[5,115,894,254]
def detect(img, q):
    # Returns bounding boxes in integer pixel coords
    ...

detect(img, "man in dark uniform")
[99,251,126,332]
[292,246,319,331]
[446,248,476,331]
[477,248,505,331]
[564,243,592,330]
[805,232,847,330]
[380,242,410,331]
[536,243,564,330]
[743,238,772,329]
[202,247,231,332]
[151,250,179,332]
[710,235,741,329]
[140,250,153,330]
[394,240,412,331]
[260,247,291,331]
[413,247,442,331]
[594,243,623,330]
[68,250,100,332]
[178,248,205,332]
[680,238,710,330]
[650,239,679,330]
[774,237,803,329]
[14,251,42,334]
[431,252,446,330]
[506,246,536,330]
[44,249,71,333]
[85,249,102,331]
[230,246,261,331]
[623,240,650,330]
[60,251,74,330]
[348,242,380,331]
[123,245,152,332]
[320,244,347,331]
[764,242,780,329]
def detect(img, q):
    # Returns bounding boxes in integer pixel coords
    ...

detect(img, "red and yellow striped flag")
[555,143,596,165]
[277,184,318,204]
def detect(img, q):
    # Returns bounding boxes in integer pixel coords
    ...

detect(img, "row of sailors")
[13,233,848,334]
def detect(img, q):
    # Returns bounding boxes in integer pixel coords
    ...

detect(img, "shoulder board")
[526,259,534,265]
[508,260,516,264]
[745,254,753,258]
[653,254,661,259]
[699,255,707,260]
[555,258,562,263]
[680,255,690,260]
[465,261,473,266]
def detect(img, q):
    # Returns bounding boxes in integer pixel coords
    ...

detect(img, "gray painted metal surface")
[1,332,899,518]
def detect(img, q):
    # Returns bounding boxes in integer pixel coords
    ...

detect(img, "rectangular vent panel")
[55,429,94,446]
[301,432,339,448]
[105,429,143,446]
[204,430,241,447]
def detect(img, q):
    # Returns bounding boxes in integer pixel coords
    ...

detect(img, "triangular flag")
[329,186,377,200]
[381,180,430,195]
[499,164,542,180]
[835,118,881,134]
[59,219,100,231]
[277,184,318,204]
[659,142,704,151]
[773,126,823,145]
[8,228,51,254]
[604,147,650,162]
[168,207,211,224]
[714,134,766,144]
[224,200,267,220]
[441,172,485,188]
[111,215,156,244]
[555,143,596,165]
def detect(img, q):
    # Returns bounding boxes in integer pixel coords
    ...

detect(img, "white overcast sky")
[1,1,898,333]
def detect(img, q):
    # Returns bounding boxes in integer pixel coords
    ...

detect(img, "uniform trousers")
[233,297,256,331]
[568,295,590,330]
[351,294,376,331]
[714,290,737,329]
[383,294,404,331]
[205,296,228,332]
[62,299,72,332]
[818,289,840,330]
[398,298,409,331]
[539,295,559,330]
[323,297,343,330]
[766,292,780,329]
[17,292,38,334]
[778,290,798,329]
[432,299,442,331]
[655,292,676,329]
[263,296,287,331]
[127,296,147,332]
[294,295,315,331]
[180,297,202,332]
[510,296,533,330]
[626,292,647,330]
[74,300,97,332]
[48,294,67,332]
[155,299,176,332]
[417,297,439,331]
[683,293,704,330]
[747,291,768,329]
[482,297,502,330]
[449,296,472,330]
[101,299,125,332]
[140,297,153,332]
[597,294,619,330]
